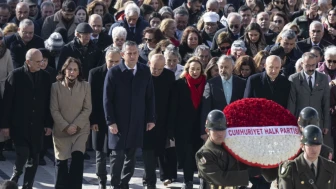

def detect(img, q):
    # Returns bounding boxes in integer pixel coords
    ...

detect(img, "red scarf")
[185,73,206,109]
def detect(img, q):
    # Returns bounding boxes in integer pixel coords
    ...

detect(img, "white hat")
[203,12,219,23]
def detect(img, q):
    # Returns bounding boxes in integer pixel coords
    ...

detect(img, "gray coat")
[41,10,79,41]
[287,70,330,129]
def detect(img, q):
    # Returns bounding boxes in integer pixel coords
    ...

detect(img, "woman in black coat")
[168,56,206,189]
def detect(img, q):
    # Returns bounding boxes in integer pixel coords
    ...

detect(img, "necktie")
[308,76,313,91]
[129,69,134,77]
[130,27,135,34]
[311,163,316,178]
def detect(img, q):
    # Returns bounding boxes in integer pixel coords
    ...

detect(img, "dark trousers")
[13,146,39,188]
[110,148,136,187]
[0,142,4,153]
[96,151,108,181]
[158,147,177,181]
[142,149,157,186]
[55,151,84,189]
[39,135,52,159]
[250,177,271,189]
[183,144,196,182]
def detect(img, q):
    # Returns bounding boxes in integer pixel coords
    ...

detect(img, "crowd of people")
[0,0,336,188]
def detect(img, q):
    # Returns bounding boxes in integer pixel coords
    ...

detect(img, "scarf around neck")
[185,73,206,109]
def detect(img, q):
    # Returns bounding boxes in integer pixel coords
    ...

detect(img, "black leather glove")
[247,166,262,177]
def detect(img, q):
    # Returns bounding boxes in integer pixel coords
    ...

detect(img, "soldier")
[278,125,336,188]
[298,107,333,160]
[195,110,250,189]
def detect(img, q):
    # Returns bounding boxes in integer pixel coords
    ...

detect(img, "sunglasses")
[143,38,153,42]
[274,1,284,4]
[219,46,230,51]
[229,24,239,29]
[274,20,283,24]
[327,60,336,64]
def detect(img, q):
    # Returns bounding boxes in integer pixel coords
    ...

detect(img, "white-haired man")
[108,3,149,44]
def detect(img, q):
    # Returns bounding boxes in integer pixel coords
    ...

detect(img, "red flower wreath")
[222,98,301,168]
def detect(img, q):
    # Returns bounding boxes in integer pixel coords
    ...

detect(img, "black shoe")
[120,183,129,189]
[181,182,193,189]
[99,184,107,189]
[84,152,90,160]
[98,177,107,189]
[144,185,156,189]
[110,186,121,189]
[10,173,21,183]
[39,158,46,166]
[0,153,6,161]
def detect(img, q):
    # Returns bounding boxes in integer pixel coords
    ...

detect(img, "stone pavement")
[0,150,277,189]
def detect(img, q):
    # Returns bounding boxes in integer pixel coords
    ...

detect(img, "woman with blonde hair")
[143,0,163,12]
[3,23,18,36]
[168,56,206,189]
[51,57,91,189]
[159,18,179,47]
[253,50,269,72]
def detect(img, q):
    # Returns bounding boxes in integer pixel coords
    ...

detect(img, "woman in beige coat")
[0,28,13,161]
[50,57,91,189]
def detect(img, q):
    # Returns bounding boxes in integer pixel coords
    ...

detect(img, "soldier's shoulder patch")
[279,160,294,178]
[200,156,207,164]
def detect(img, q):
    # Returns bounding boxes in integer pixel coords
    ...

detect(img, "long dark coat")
[103,61,155,150]
[244,72,290,108]
[168,78,204,168]
[143,69,175,155]
[4,33,44,69]
[1,65,52,154]
[89,64,109,152]
[57,38,102,80]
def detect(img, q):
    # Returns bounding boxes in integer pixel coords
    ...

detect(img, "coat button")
[301,181,304,184]
[329,180,331,183]
[32,110,35,113]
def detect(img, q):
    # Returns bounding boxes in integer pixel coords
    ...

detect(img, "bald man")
[89,14,112,51]
[10,2,29,26]
[0,48,52,188]
[244,55,291,108]
[143,54,176,188]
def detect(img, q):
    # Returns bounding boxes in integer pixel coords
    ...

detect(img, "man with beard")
[41,0,79,41]
[0,4,11,29]
[200,55,246,141]
[174,0,203,26]
[23,0,40,21]
[288,52,330,146]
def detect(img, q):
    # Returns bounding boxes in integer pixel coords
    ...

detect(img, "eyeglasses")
[327,60,336,64]
[229,24,239,29]
[219,46,230,51]
[274,1,284,4]
[274,20,283,24]
[144,38,153,42]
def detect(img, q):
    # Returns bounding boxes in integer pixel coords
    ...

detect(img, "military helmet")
[298,107,319,128]
[205,110,227,130]
[301,125,323,145]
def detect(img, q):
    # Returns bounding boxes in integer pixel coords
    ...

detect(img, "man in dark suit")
[0,49,52,188]
[201,55,246,140]
[4,18,44,68]
[288,52,331,147]
[89,14,112,52]
[297,21,333,54]
[108,4,149,45]
[89,46,121,189]
[244,55,290,108]
[143,54,176,189]
[103,41,155,189]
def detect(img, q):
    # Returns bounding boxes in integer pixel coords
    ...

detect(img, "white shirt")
[311,39,320,47]
[91,35,99,40]
[304,71,315,88]
[125,64,137,75]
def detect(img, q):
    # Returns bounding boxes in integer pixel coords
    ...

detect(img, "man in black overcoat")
[200,55,246,141]
[103,41,155,189]
[89,46,121,189]
[89,14,112,52]
[4,18,44,69]
[244,55,291,108]
[57,23,102,80]
[0,49,52,189]
[143,54,175,189]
